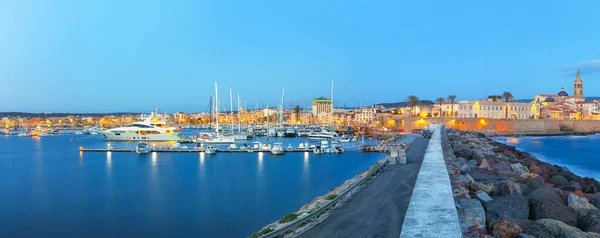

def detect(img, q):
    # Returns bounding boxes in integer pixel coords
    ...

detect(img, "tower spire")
[574,68,584,99]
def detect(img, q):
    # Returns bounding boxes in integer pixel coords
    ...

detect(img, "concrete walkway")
[400,125,461,238]
[298,136,429,238]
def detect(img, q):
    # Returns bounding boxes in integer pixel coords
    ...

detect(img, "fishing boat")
[135,142,150,155]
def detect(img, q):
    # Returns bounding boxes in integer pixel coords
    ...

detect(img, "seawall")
[377,117,600,134]
[400,125,461,237]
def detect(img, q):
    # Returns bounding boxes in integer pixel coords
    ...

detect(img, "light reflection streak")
[106,151,112,169]
[258,152,264,175]
[303,152,310,176]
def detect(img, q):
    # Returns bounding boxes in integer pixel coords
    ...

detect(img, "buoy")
[69,138,72,142]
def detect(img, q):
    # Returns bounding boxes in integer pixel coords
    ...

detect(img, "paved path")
[400,125,461,238]
[298,136,429,238]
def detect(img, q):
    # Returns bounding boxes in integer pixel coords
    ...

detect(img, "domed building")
[533,69,585,105]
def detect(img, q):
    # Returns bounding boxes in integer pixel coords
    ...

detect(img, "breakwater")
[442,129,600,237]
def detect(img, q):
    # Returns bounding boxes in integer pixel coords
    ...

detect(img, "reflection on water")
[258,152,264,175]
[79,151,83,167]
[303,152,310,175]
[507,137,520,144]
[106,151,112,170]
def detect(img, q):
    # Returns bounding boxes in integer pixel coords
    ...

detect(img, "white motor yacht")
[271,142,285,155]
[309,130,338,140]
[205,145,217,155]
[101,107,181,141]
[136,142,150,155]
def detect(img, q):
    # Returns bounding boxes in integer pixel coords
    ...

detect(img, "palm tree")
[436,97,445,117]
[502,91,514,119]
[294,105,301,123]
[447,95,457,117]
[407,95,419,116]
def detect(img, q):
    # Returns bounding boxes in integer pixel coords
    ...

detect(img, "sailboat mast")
[280,88,285,127]
[215,81,219,137]
[331,80,334,130]
[237,92,241,132]
[229,87,234,133]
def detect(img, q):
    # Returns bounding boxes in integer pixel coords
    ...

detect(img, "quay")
[79,148,316,153]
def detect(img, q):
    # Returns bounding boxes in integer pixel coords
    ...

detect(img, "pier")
[79,148,315,153]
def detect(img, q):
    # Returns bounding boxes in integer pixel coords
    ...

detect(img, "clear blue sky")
[1,0,600,113]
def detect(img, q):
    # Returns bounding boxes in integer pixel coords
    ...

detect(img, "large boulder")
[549,175,569,187]
[457,199,486,236]
[499,217,554,238]
[511,163,529,175]
[491,161,513,171]
[484,195,529,230]
[479,159,490,170]
[529,185,578,226]
[491,218,522,238]
[579,209,600,233]
[500,179,523,196]
[538,219,600,238]
[569,193,597,211]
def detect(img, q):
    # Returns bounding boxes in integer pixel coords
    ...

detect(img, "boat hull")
[101,132,181,141]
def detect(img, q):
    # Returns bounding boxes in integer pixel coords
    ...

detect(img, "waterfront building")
[312,96,332,124]
[355,107,375,125]
[533,69,585,105]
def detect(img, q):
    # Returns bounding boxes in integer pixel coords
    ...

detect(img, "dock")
[79,148,315,153]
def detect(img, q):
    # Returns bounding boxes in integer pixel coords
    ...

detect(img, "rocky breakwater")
[442,129,600,238]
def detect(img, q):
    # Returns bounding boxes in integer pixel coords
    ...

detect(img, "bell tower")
[574,69,584,99]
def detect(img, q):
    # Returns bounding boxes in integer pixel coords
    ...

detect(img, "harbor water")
[495,134,600,180]
[0,133,385,237]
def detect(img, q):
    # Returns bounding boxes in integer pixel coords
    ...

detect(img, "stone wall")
[393,117,599,134]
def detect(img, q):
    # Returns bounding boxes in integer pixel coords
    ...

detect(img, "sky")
[1,0,600,113]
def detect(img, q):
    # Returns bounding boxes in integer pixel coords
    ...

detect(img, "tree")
[502,91,514,119]
[436,97,445,117]
[407,95,419,116]
[447,94,457,118]
[294,105,301,123]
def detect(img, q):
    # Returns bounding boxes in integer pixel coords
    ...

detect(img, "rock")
[471,181,494,194]
[574,190,585,198]
[530,185,578,226]
[467,159,477,167]
[474,190,493,203]
[569,193,597,210]
[561,181,583,192]
[584,183,599,194]
[520,172,540,179]
[550,175,569,186]
[527,177,547,190]
[459,164,471,173]
[511,163,529,175]
[479,159,490,170]
[579,209,600,233]
[529,184,565,205]
[516,234,536,238]
[457,199,487,236]
[500,217,554,238]
[491,161,512,171]
[492,219,522,238]
[500,179,523,196]
[469,171,504,182]
[538,218,600,238]
[531,198,578,226]
[485,195,529,230]
[529,165,543,175]
[453,186,470,199]
[591,197,600,208]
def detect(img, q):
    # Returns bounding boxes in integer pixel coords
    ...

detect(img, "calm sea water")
[494,134,600,180]
[0,133,384,237]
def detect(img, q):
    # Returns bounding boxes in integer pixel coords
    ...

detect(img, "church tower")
[574,69,584,99]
